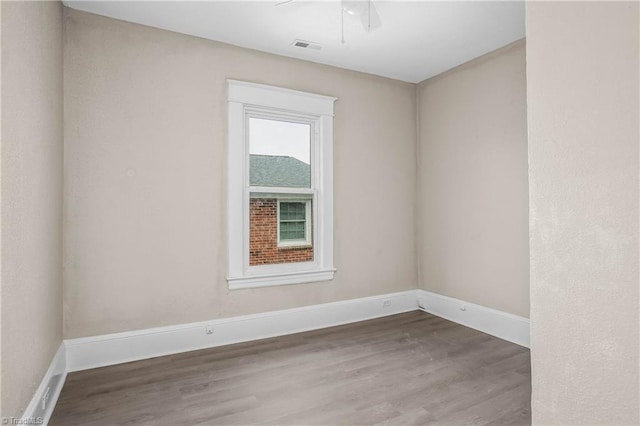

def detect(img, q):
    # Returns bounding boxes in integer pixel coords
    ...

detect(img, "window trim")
[277,199,312,248]
[227,80,336,290]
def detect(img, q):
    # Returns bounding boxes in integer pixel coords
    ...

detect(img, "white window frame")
[227,80,336,289]
[277,199,312,248]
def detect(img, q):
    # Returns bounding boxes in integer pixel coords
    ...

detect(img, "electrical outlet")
[383,300,391,307]
[205,326,214,335]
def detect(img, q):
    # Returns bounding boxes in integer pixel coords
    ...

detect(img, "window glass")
[280,202,307,241]
[249,118,311,188]
[248,198,313,265]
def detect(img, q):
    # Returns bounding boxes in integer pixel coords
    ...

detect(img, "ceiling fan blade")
[359,1,381,32]
[343,0,382,32]
[342,0,364,15]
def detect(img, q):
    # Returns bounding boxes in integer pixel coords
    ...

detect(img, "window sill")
[277,244,312,250]
[227,268,335,290]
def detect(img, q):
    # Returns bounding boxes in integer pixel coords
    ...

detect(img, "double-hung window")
[227,80,336,289]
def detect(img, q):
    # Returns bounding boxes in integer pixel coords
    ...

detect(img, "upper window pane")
[280,202,306,221]
[249,117,311,188]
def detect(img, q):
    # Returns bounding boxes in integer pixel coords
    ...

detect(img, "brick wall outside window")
[249,198,313,265]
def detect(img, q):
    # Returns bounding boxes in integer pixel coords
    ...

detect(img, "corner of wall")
[414,80,424,291]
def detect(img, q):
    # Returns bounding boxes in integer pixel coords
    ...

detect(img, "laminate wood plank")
[51,311,531,425]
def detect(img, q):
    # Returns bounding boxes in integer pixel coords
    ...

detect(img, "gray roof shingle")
[250,154,310,188]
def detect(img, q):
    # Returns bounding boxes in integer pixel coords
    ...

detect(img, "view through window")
[248,117,314,265]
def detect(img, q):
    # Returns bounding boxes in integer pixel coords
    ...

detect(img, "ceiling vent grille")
[292,39,322,50]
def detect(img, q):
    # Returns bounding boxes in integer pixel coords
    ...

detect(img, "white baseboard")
[65,290,419,372]
[20,343,67,426]
[416,290,530,348]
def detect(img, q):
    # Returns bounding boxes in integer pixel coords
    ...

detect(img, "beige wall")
[527,2,639,424]
[1,1,64,418]
[416,40,529,318]
[63,9,417,338]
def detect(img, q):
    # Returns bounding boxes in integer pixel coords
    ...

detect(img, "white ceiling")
[63,1,525,83]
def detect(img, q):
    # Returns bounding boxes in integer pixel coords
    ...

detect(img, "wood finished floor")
[51,311,531,425]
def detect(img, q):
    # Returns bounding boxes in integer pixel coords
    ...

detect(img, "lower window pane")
[249,197,313,266]
[280,221,305,240]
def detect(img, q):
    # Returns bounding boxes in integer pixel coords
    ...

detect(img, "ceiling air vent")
[292,39,322,50]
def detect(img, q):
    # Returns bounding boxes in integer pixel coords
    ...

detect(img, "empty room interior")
[1,0,638,425]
